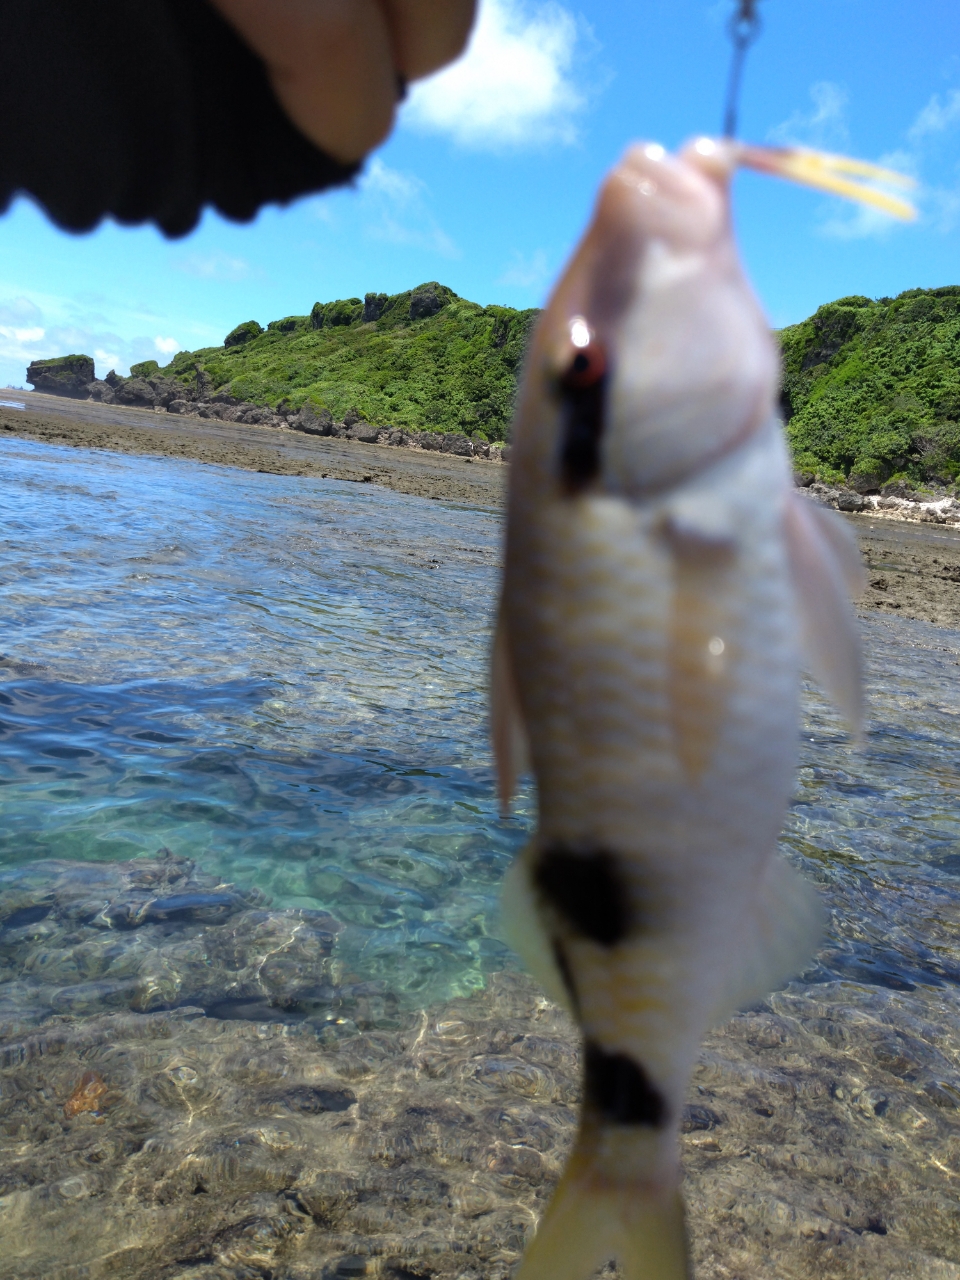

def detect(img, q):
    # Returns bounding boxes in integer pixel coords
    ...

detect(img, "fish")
[490,136,908,1280]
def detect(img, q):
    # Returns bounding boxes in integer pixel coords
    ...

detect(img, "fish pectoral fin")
[709,854,824,1026]
[500,851,575,1014]
[516,1143,689,1280]
[491,601,530,810]
[785,491,864,735]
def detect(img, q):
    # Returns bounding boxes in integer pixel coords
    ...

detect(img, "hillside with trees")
[781,286,960,490]
[131,281,537,444]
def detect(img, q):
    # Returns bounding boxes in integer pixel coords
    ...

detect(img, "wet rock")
[0,850,343,1023]
[166,399,196,416]
[2,968,959,1278]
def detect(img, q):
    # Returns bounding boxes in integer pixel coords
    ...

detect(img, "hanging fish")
[492,137,913,1280]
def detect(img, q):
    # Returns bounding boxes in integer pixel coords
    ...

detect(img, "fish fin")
[785,492,864,735]
[803,498,867,597]
[491,601,529,810]
[516,1144,689,1280]
[501,849,575,1014]
[709,854,824,1026]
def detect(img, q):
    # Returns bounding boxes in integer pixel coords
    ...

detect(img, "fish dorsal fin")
[785,492,864,735]
[708,854,824,1027]
[491,600,530,811]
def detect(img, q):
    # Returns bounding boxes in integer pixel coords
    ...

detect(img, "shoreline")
[1,391,506,508]
[7,391,960,627]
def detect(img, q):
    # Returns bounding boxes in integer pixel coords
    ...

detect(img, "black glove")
[0,0,361,237]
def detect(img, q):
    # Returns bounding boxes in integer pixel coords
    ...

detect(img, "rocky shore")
[1,849,958,1280]
[0,393,507,507]
[23,360,508,463]
[8,392,960,627]
[799,477,960,525]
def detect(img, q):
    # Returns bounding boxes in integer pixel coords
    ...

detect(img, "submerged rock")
[0,849,344,1024]
[0,964,958,1279]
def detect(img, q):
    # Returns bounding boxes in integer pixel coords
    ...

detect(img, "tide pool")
[3,438,960,1279]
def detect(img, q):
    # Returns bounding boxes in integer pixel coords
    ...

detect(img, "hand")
[210,0,476,163]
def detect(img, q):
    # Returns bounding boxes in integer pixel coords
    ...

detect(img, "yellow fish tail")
[517,1143,689,1280]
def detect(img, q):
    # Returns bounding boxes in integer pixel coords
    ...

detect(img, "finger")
[211,0,398,163]
[377,0,477,80]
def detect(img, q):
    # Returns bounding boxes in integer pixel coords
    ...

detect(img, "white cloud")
[0,283,222,388]
[497,248,551,289]
[174,250,251,282]
[908,88,960,141]
[925,185,960,234]
[94,347,122,372]
[402,0,585,149]
[356,158,460,257]
[767,82,850,150]
[0,296,43,328]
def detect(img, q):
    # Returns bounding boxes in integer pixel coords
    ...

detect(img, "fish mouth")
[735,142,917,220]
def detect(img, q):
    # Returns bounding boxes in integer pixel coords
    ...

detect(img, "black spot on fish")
[551,938,579,1010]
[557,346,607,492]
[584,1041,666,1126]
[535,846,628,946]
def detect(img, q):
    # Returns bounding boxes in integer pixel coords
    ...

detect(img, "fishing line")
[722,0,762,138]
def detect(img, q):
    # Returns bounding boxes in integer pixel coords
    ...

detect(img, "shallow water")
[0,439,530,1023]
[2,438,960,1278]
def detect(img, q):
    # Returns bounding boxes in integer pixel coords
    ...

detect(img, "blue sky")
[1,0,958,387]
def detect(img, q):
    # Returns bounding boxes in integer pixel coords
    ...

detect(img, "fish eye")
[558,338,607,392]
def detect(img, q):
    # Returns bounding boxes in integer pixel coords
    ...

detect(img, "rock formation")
[26,354,95,397]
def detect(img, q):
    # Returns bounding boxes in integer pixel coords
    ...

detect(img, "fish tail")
[517,1141,690,1280]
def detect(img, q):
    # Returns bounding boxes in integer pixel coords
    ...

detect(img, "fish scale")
[493,136,864,1280]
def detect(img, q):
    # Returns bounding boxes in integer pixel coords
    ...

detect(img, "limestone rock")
[836,488,866,512]
[26,354,95,397]
[346,421,380,443]
[363,292,388,323]
[223,320,264,348]
[291,405,334,436]
[113,378,157,408]
[409,283,449,321]
[84,380,116,404]
[441,433,474,457]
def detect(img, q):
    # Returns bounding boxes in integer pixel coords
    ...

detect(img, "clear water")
[1,437,959,1031]
[0,439,530,1020]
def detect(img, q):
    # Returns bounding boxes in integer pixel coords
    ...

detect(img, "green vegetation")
[781,286,960,490]
[154,281,538,441]
[147,280,960,469]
